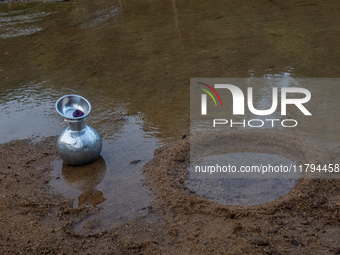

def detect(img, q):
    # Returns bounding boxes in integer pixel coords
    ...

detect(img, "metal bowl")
[55,95,91,120]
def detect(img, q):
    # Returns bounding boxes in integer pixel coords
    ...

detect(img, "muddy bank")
[143,131,340,254]
[1,134,340,254]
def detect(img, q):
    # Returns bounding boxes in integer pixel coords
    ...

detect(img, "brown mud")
[1,134,340,254]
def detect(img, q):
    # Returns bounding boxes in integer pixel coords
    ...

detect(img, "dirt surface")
[1,134,340,254]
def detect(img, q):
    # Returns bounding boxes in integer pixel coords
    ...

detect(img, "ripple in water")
[79,6,119,30]
[0,10,55,39]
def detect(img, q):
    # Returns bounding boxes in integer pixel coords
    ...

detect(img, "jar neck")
[67,120,86,131]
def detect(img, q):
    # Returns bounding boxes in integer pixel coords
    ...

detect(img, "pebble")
[251,236,269,245]
[129,160,141,165]
[291,237,299,245]
[285,203,293,210]
[277,220,285,226]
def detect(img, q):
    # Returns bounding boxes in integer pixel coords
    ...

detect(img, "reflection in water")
[50,124,156,234]
[79,6,119,30]
[0,26,41,39]
[171,0,183,49]
[78,189,105,208]
[0,10,54,39]
[62,156,107,207]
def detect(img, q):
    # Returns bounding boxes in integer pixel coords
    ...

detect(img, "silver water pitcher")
[56,95,102,165]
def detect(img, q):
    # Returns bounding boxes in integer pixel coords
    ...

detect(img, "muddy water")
[1,0,340,233]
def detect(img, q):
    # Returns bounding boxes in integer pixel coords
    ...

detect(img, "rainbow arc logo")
[196,82,222,106]
[196,82,222,115]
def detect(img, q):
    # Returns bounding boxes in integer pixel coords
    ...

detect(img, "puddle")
[188,178,298,206]
[50,144,154,234]
[49,115,158,234]
[50,130,156,234]
[186,129,331,206]
[187,152,299,206]
[0,82,160,234]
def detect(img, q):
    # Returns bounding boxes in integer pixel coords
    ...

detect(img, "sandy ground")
[1,133,340,254]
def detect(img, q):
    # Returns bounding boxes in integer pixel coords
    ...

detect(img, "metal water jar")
[55,95,102,166]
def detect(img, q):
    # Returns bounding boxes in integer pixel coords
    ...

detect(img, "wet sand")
[1,134,340,254]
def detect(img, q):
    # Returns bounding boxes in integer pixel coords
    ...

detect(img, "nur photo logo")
[193,79,312,128]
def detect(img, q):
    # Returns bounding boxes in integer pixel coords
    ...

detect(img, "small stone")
[267,252,280,255]
[129,160,141,165]
[180,134,187,139]
[251,236,269,245]
[291,237,299,245]
[277,220,285,226]
[285,203,292,210]
[267,228,278,233]
[73,110,84,117]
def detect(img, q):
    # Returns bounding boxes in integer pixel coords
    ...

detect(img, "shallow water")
[0,9,54,39]
[187,152,299,206]
[1,0,340,232]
